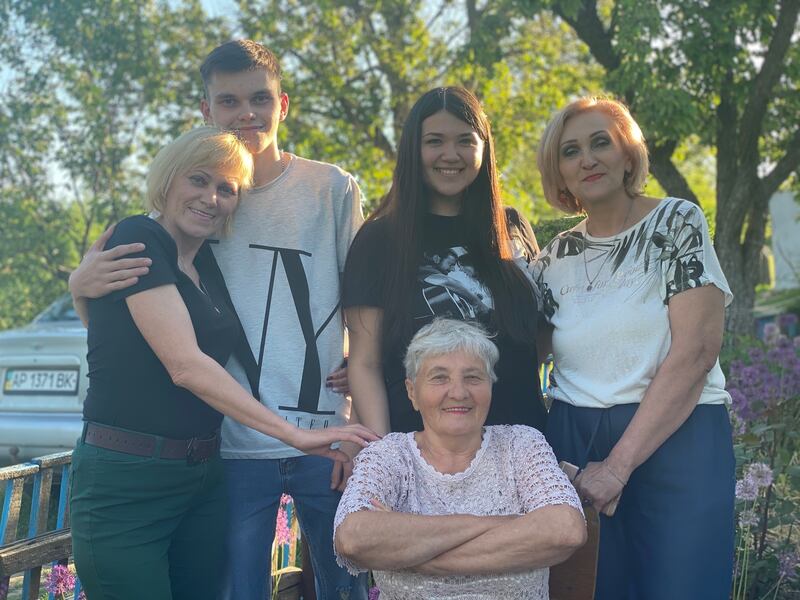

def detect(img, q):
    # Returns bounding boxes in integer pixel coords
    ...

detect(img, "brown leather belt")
[84,422,220,465]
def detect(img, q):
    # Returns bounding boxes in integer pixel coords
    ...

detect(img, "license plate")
[3,369,79,395]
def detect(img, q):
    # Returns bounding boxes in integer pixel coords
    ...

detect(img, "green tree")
[0,0,228,327]
[521,0,800,334]
[239,0,602,217]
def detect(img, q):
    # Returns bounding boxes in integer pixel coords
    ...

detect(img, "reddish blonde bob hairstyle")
[537,97,649,214]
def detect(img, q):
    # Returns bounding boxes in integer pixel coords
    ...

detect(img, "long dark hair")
[371,86,538,353]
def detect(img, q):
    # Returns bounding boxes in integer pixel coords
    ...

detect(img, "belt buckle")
[186,437,208,466]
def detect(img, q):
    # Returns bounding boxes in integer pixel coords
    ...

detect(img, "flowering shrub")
[42,564,85,600]
[725,313,800,599]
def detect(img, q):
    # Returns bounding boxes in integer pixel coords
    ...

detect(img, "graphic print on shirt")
[417,246,493,321]
[212,240,339,417]
[535,199,708,320]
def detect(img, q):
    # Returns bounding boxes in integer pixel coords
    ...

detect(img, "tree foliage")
[0,0,229,328]
[238,0,602,214]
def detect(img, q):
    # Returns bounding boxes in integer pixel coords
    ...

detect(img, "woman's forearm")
[335,511,516,570]
[71,293,89,328]
[606,286,725,480]
[169,350,298,441]
[345,306,392,436]
[348,360,391,437]
[605,348,707,478]
[413,505,586,576]
[125,287,297,445]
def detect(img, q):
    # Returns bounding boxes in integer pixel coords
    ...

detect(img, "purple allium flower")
[45,565,76,596]
[369,586,381,600]
[735,475,759,501]
[746,463,773,488]
[777,313,798,329]
[738,509,759,528]
[0,576,8,600]
[729,388,756,421]
[777,549,800,580]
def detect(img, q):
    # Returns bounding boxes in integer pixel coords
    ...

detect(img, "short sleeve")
[659,203,733,306]
[106,216,179,302]
[341,218,389,309]
[333,437,406,574]
[509,426,582,515]
[336,175,365,273]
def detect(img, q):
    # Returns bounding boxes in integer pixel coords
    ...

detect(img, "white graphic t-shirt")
[211,154,363,458]
[531,197,732,409]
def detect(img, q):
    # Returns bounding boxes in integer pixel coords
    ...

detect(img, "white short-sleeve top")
[532,197,732,409]
[333,425,582,600]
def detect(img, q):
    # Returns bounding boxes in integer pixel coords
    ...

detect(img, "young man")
[69,40,368,600]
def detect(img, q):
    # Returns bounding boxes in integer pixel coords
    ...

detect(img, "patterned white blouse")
[334,425,582,599]
[532,197,733,409]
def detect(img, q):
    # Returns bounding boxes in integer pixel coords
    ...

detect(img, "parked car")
[0,295,87,462]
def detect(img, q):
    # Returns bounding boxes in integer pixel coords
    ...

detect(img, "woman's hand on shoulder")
[287,424,380,463]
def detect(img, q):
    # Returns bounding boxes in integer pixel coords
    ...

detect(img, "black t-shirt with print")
[83,216,241,439]
[343,210,547,433]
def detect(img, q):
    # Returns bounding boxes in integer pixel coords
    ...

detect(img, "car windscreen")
[34,295,80,323]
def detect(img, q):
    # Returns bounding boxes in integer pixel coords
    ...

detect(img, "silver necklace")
[582,199,634,292]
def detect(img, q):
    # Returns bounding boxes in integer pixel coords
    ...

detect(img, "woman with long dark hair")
[343,86,547,436]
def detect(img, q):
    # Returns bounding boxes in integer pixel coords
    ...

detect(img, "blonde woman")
[70,127,376,600]
[533,98,734,600]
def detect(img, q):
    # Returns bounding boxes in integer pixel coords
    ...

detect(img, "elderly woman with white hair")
[334,319,585,600]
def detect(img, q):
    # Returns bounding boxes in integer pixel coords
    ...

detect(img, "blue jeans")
[221,455,367,600]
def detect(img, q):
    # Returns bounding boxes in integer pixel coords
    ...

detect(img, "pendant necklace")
[582,199,634,292]
[199,279,221,314]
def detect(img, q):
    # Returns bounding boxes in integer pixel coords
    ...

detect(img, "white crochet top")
[334,425,582,599]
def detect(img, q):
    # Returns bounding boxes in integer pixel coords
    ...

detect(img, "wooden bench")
[0,452,76,600]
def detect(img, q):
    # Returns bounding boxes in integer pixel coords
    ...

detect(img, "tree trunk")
[715,183,765,337]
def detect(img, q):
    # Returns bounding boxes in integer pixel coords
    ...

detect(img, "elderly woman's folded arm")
[412,503,586,576]
[335,510,517,570]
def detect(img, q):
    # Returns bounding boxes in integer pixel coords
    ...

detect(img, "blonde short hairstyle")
[537,97,649,214]
[146,126,254,233]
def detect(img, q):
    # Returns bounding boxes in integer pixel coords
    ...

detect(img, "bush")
[533,216,583,248]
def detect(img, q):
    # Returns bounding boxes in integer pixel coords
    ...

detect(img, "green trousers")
[70,438,226,600]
